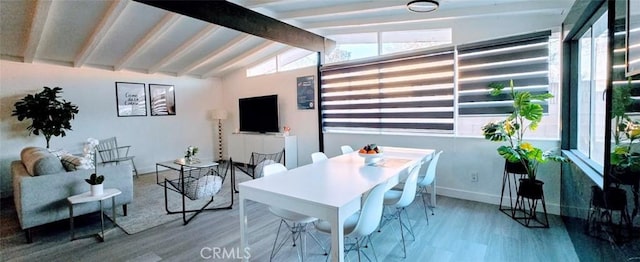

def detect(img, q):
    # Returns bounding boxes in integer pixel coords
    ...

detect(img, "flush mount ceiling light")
[407,0,439,13]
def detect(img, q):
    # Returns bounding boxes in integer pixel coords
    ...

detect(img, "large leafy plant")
[611,78,640,174]
[12,87,79,148]
[481,80,565,180]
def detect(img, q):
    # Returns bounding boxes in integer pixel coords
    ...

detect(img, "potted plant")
[85,173,104,196]
[12,87,79,148]
[185,145,199,163]
[610,78,640,186]
[481,80,566,199]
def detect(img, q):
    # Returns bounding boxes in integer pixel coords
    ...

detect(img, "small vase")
[91,184,104,196]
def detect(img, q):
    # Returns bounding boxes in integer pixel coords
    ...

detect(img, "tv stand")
[228,133,297,169]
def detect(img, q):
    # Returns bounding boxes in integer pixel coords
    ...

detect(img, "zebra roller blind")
[320,47,455,134]
[457,31,551,115]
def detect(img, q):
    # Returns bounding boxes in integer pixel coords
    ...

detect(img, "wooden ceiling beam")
[74,0,129,68]
[178,34,252,76]
[148,24,220,74]
[23,0,53,63]
[134,0,334,53]
[202,41,283,78]
[114,12,180,71]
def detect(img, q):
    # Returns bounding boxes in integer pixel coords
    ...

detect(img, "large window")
[320,48,455,134]
[321,31,560,137]
[576,11,608,171]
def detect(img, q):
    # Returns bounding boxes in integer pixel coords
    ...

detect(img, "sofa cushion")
[20,147,66,176]
[60,154,93,171]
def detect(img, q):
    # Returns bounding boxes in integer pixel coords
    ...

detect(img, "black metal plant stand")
[499,161,527,217]
[512,178,549,228]
[585,185,633,243]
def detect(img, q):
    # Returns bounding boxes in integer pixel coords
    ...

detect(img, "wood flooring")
[1,173,580,262]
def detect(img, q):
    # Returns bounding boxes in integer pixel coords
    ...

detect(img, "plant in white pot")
[85,173,105,196]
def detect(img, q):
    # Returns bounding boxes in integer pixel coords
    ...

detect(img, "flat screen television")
[239,94,279,133]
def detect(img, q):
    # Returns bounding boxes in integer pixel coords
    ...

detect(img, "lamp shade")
[210,109,228,120]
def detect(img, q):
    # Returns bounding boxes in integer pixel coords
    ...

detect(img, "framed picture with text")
[149,84,176,116]
[115,82,147,117]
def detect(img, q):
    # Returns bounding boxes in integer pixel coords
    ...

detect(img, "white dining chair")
[262,163,326,261]
[340,145,354,155]
[311,152,328,163]
[315,182,388,261]
[417,151,442,222]
[381,161,422,258]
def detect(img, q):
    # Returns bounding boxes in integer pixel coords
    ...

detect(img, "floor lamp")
[210,109,228,162]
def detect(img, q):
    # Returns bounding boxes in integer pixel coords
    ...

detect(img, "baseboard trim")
[435,186,561,215]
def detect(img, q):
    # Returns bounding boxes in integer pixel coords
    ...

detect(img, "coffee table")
[155,158,219,186]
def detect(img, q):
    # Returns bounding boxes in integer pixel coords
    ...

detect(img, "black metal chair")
[164,159,235,225]
[237,149,284,179]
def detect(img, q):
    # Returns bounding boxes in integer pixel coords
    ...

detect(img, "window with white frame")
[575,11,608,171]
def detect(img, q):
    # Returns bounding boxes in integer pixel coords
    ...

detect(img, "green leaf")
[488,82,505,97]
[520,103,543,122]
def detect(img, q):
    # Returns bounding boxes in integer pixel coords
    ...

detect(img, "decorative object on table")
[115,82,147,117]
[83,138,99,166]
[282,126,291,136]
[358,144,384,164]
[209,109,228,161]
[481,80,565,228]
[296,75,315,109]
[12,86,79,148]
[85,173,105,196]
[149,84,176,116]
[184,145,199,164]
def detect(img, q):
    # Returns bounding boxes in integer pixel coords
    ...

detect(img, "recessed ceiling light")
[407,0,439,13]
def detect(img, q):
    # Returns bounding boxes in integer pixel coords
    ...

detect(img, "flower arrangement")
[185,146,199,159]
[481,80,565,180]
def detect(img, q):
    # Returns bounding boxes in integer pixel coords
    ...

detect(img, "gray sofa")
[11,147,134,242]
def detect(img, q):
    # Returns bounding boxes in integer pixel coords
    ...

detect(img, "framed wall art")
[149,84,176,116]
[115,82,147,117]
[296,75,315,110]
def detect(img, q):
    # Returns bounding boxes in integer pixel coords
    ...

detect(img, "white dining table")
[238,146,434,261]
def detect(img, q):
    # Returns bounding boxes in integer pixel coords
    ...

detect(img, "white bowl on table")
[358,152,384,164]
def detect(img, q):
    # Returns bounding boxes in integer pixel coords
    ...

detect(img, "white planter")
[91,184,104,196]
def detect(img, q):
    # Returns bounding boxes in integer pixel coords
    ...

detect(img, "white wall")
[324,134,563,215]
[221,67,319,166]
[0,60,223,197]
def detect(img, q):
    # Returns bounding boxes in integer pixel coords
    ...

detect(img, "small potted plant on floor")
[481,80,565,199]
[85,173,105,196]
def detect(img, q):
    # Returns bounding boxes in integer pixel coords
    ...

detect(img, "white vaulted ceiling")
[0,0,575,79]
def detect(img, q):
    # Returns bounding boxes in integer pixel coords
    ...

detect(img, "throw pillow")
[186,175,222,200]
[60,154,93,171]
